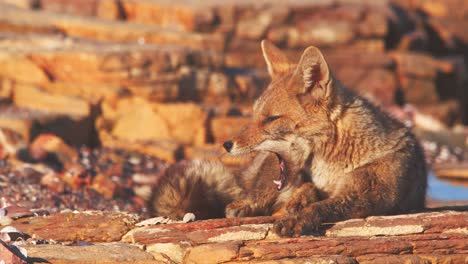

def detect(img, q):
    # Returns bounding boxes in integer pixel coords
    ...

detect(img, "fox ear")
[293,46,331,98]
[261,40,293,78]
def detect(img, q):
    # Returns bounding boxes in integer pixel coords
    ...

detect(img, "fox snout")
[223,141,233,152]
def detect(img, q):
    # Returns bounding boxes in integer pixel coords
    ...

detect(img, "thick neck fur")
[309,81,406,170]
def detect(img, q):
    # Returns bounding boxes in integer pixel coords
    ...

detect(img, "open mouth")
[273,153,287,190]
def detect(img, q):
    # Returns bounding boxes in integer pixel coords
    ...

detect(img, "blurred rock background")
[0,0,466,211]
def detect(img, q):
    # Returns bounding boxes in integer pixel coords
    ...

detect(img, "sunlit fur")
[148,160,243,219]
[149,41,427,237]
[228,40,427,236]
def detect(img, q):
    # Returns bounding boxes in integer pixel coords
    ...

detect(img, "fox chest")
[309,158,348,196]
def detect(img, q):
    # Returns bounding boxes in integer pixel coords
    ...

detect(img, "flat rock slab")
[24,242,156,264]
[11,211,140,242]
[123,216,275,245]
[122,211,468,263]
[326,210,468,237]
[0,33,218,87]
[0,240,28,264]
[0,3,224,51]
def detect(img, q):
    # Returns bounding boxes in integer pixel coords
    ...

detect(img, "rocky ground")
[0,0,467,263]
[1,209,467,263]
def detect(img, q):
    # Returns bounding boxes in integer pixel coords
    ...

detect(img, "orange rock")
[40,172,65,193]
[102,97,208,147]
[119,0,215,31]
[185,243,240,264]
[399,76,439,105]
[0,78,14,100]
[103,97,207,146]
[29,133,79,165]
[393,52,440,79]
[13,84,90,118]
[0,240,27,264]
[0,4,225,51]
[11,211,140,242]
[91,173,116,199]
[289,20,355,48]
[0,127,28,157]
[0,54,49,84]
[40,81,122,104]
[108,98,171,142]
[96,0,123,20]
[96,115,183,162]
[154,102,207,146]
[354,68,397,107]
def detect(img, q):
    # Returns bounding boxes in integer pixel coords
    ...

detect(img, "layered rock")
[4,210,467,263]
[0,0,466,166]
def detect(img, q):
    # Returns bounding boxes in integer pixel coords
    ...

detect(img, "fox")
[149,40,427,237]
[149,151,320,220]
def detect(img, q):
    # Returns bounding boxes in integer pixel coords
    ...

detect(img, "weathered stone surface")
[392,52,453,79]
[146,242,190,263]
[104,97,171,143]
[357,254,468,264]
[122,216,274,245]
[122,211,467,263]
[399,76,439,105]
[0,33,221,106]
[0,105,95,146]
[13,84,90,118]
[354,68,397,106]
[239,233,468,261]
[98,97,207,160]
[154,103,207,146]
[326,211,468,236]
[236,11,273,40]
[0,54,49,84]
[40,81,122,104]
[187,224,270,244]
[120,0,216,32]
[0,240,27,264]
[185,242,240,264]
[358,9,388,37]
[24,242,155,264]
[97,121,182,162]
[0,3,225,51]
[418,100,461,126]
[11,211,140,242]
[39,0,99,17]
[289,20,355,48]
[0,126,27,158]
[0,0,37,9]
[226,256,357,264]
[433,163,468,180]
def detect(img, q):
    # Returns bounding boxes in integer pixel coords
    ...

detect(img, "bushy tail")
[148,159,244,220]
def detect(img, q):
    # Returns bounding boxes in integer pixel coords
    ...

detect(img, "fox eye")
[262,115,282,125]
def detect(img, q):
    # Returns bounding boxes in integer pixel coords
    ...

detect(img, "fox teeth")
[273,180,282,188]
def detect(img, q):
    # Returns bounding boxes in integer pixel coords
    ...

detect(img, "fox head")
[224,40,340,158]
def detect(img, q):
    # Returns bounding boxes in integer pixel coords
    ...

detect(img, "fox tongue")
[274,158,286,190]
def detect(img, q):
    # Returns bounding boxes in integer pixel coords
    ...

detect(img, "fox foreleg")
[273,192,370,237]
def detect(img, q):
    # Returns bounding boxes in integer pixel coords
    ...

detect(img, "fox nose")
[223,141,233,152]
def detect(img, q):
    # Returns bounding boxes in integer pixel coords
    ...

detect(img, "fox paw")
[285,183,319,214]
[273,212,321,237]
[225,200,253,218]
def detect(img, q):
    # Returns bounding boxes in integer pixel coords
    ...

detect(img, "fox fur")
[149,40,427,237]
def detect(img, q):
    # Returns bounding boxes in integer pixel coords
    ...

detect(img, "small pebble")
[0,215,12,226]
[183,213,196,223]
